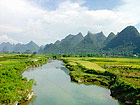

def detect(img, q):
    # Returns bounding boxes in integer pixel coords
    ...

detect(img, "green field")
[0,53,48,105]
[62,57,140,105]
[62,57,140,87]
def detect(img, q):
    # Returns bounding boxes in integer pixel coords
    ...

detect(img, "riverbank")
[0,54,48,105]
[61,57,140,105]
[22,60,119,105]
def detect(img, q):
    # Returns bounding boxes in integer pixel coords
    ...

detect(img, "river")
[22,60,120,105]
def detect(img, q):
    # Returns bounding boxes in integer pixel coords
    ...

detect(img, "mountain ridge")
[1,26,140,56]
[41,26,140,56]
[42,31,107,54]
[0,41,40,53]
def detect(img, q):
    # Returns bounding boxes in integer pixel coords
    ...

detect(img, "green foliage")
[136,100,140,105]
[0,54,47,104]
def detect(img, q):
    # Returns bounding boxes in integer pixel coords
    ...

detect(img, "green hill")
[104,26,140,55]
[104,32,116,45]
[41,31,106,54]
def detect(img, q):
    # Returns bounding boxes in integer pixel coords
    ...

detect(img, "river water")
[22,60,120,105]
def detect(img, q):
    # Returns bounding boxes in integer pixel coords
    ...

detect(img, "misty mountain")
[0,42,14,53]
[0,41,39,53]
[25,41,40,52]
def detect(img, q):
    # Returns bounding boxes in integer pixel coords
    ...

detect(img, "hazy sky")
[0,0,140,45]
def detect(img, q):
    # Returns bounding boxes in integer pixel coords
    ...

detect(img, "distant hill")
[41,31,106,54]
[0,42,14,53]
[25,41,40,52]
[94,32,106,44]
[0,41,39,53]
[56,32,84,48]
[42,33,84,54]
[1,26,140,56]
[104,32,116,45]
[74,31,106,53]
[40,26,140,56]
[104,26,140,56]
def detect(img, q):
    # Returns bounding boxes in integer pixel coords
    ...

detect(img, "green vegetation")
[0,53,48,105]
[61,57,140,105]
[71,60,105,71]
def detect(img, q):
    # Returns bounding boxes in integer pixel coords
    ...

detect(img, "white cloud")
[0,0,140,45]
[0,24,23,33]
[115,0,140,25]
[0,35,19,44]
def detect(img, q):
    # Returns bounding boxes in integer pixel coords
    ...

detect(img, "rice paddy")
[62,57,140,87]
[73,60,105,71]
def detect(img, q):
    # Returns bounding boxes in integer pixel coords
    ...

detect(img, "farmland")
[61,57,140,105]
[0,53,48,105]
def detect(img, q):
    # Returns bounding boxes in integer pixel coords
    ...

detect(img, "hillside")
[41,26,140,56]
[104,32,116,45]
[0,41,39,53]
[104,26,140,56]
[42,31,106,54]
[74,31,106,54]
